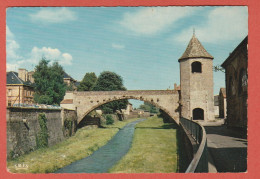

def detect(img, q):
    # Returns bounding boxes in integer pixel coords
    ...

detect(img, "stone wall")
[62,90,180,124]
[6,107,76,158]
[222,36,247,129]
[61,109,77,137]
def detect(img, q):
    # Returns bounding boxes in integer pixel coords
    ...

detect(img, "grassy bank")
[109,116,178,173]
[7,117,141,173]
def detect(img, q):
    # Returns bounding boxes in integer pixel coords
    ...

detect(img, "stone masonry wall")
[7,107,76,158]
[64,90,180,124]
[180,58,215,121]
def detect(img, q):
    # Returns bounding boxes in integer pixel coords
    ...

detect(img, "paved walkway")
[199,120,247,173]
[55,118,147,173]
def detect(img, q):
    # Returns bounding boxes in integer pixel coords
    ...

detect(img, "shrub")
[106,115,114,125]
[63,117,73,137]
[36,113,48,149]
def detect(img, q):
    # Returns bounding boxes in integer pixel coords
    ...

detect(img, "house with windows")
[6,70,34,106]
[221,36,248,129]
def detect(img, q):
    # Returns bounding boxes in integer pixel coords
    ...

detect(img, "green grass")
[7,117,141,173]
[109,116,178,173]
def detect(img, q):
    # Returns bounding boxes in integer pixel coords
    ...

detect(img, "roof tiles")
[179,34,213,61]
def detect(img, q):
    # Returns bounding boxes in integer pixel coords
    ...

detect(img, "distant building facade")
[221,36,248,129]
[121,103,133,115]
[6,71,34,106]
[179,34,215,121]
[63,72,77,90]
[218,88,227,118]
[214,95,219,117]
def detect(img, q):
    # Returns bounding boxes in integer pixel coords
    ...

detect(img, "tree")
[213,65,225,73]
[33,58,66,105]
[78,72,97,91]
[92,71,128,113]
[139,102,159,114]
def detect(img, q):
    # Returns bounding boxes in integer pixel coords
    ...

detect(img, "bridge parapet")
[62,90,180,124]
[74,90,178,96]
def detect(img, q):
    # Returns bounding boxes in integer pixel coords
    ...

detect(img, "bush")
[36,113,48,149]
[106,115,114,125]
[63,117,73,137]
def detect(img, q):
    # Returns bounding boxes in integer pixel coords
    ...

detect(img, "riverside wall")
[6,107,77,159]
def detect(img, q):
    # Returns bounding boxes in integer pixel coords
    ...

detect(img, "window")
[228,76,235,96]
[8,89,12,96]
[191,61,202,73]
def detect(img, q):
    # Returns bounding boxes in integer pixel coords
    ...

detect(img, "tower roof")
[179,34,213,61]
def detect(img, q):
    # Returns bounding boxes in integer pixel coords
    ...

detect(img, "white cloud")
[112,43,125,49]
[119,7,198,35]
[6,26,14,39]
[6,26,22,61]
[7,63,19,72]
[7,46,73,71]
[6,26,73,71]
[30,7,77,24]
[29,47,73,65]
[175,6,248,43]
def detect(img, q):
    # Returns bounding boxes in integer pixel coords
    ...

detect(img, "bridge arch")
[80,96,174,123]
[61,90,180,124]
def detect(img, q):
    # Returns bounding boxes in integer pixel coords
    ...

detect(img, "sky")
[6,6,248,108]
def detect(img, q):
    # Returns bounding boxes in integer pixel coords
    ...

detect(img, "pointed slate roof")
[179,34,213,61]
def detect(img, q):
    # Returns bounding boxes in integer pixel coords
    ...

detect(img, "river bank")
[7,117,141,173]
[109,116,178,173]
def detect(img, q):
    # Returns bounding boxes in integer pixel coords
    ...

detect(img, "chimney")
[27,71,35,83]
[174,83,177,90]
[18,69,28,81]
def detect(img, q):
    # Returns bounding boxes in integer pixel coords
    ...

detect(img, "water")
[55,118,147,173]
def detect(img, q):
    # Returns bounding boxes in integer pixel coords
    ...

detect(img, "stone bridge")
[61,90,181,124]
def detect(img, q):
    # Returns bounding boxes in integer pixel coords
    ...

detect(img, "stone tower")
[179,33,214,121]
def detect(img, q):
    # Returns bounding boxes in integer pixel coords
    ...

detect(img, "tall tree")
[78,72,97,91]
[33,58,66,105]
[92,71,128,113]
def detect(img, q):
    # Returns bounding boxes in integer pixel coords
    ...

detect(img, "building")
[121,103,133,115]
[179,33,215,121]
[214,95,219,117]
[6,71,34,106]
[63,72,77,90]
[221,36,248,129]
[218,88,227,118]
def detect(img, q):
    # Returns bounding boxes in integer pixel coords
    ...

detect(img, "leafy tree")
[33,58,66,105]
[93,71,128,113]
[78,72,97,91]
[66,83,74,91]
[139,102,159,114]
[213,65,225,73]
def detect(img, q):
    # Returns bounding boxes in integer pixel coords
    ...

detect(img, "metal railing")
[180,117,208,173]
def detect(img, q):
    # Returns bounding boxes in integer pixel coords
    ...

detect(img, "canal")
[55,118,147,173]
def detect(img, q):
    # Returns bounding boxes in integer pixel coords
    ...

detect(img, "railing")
[180,117,208,173]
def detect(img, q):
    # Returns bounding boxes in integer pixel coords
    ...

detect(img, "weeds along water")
[7,118,141,173]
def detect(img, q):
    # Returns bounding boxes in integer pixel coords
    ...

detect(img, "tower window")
[191,61,202,73]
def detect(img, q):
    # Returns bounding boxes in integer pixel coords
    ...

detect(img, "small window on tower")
[191,61,202,73]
